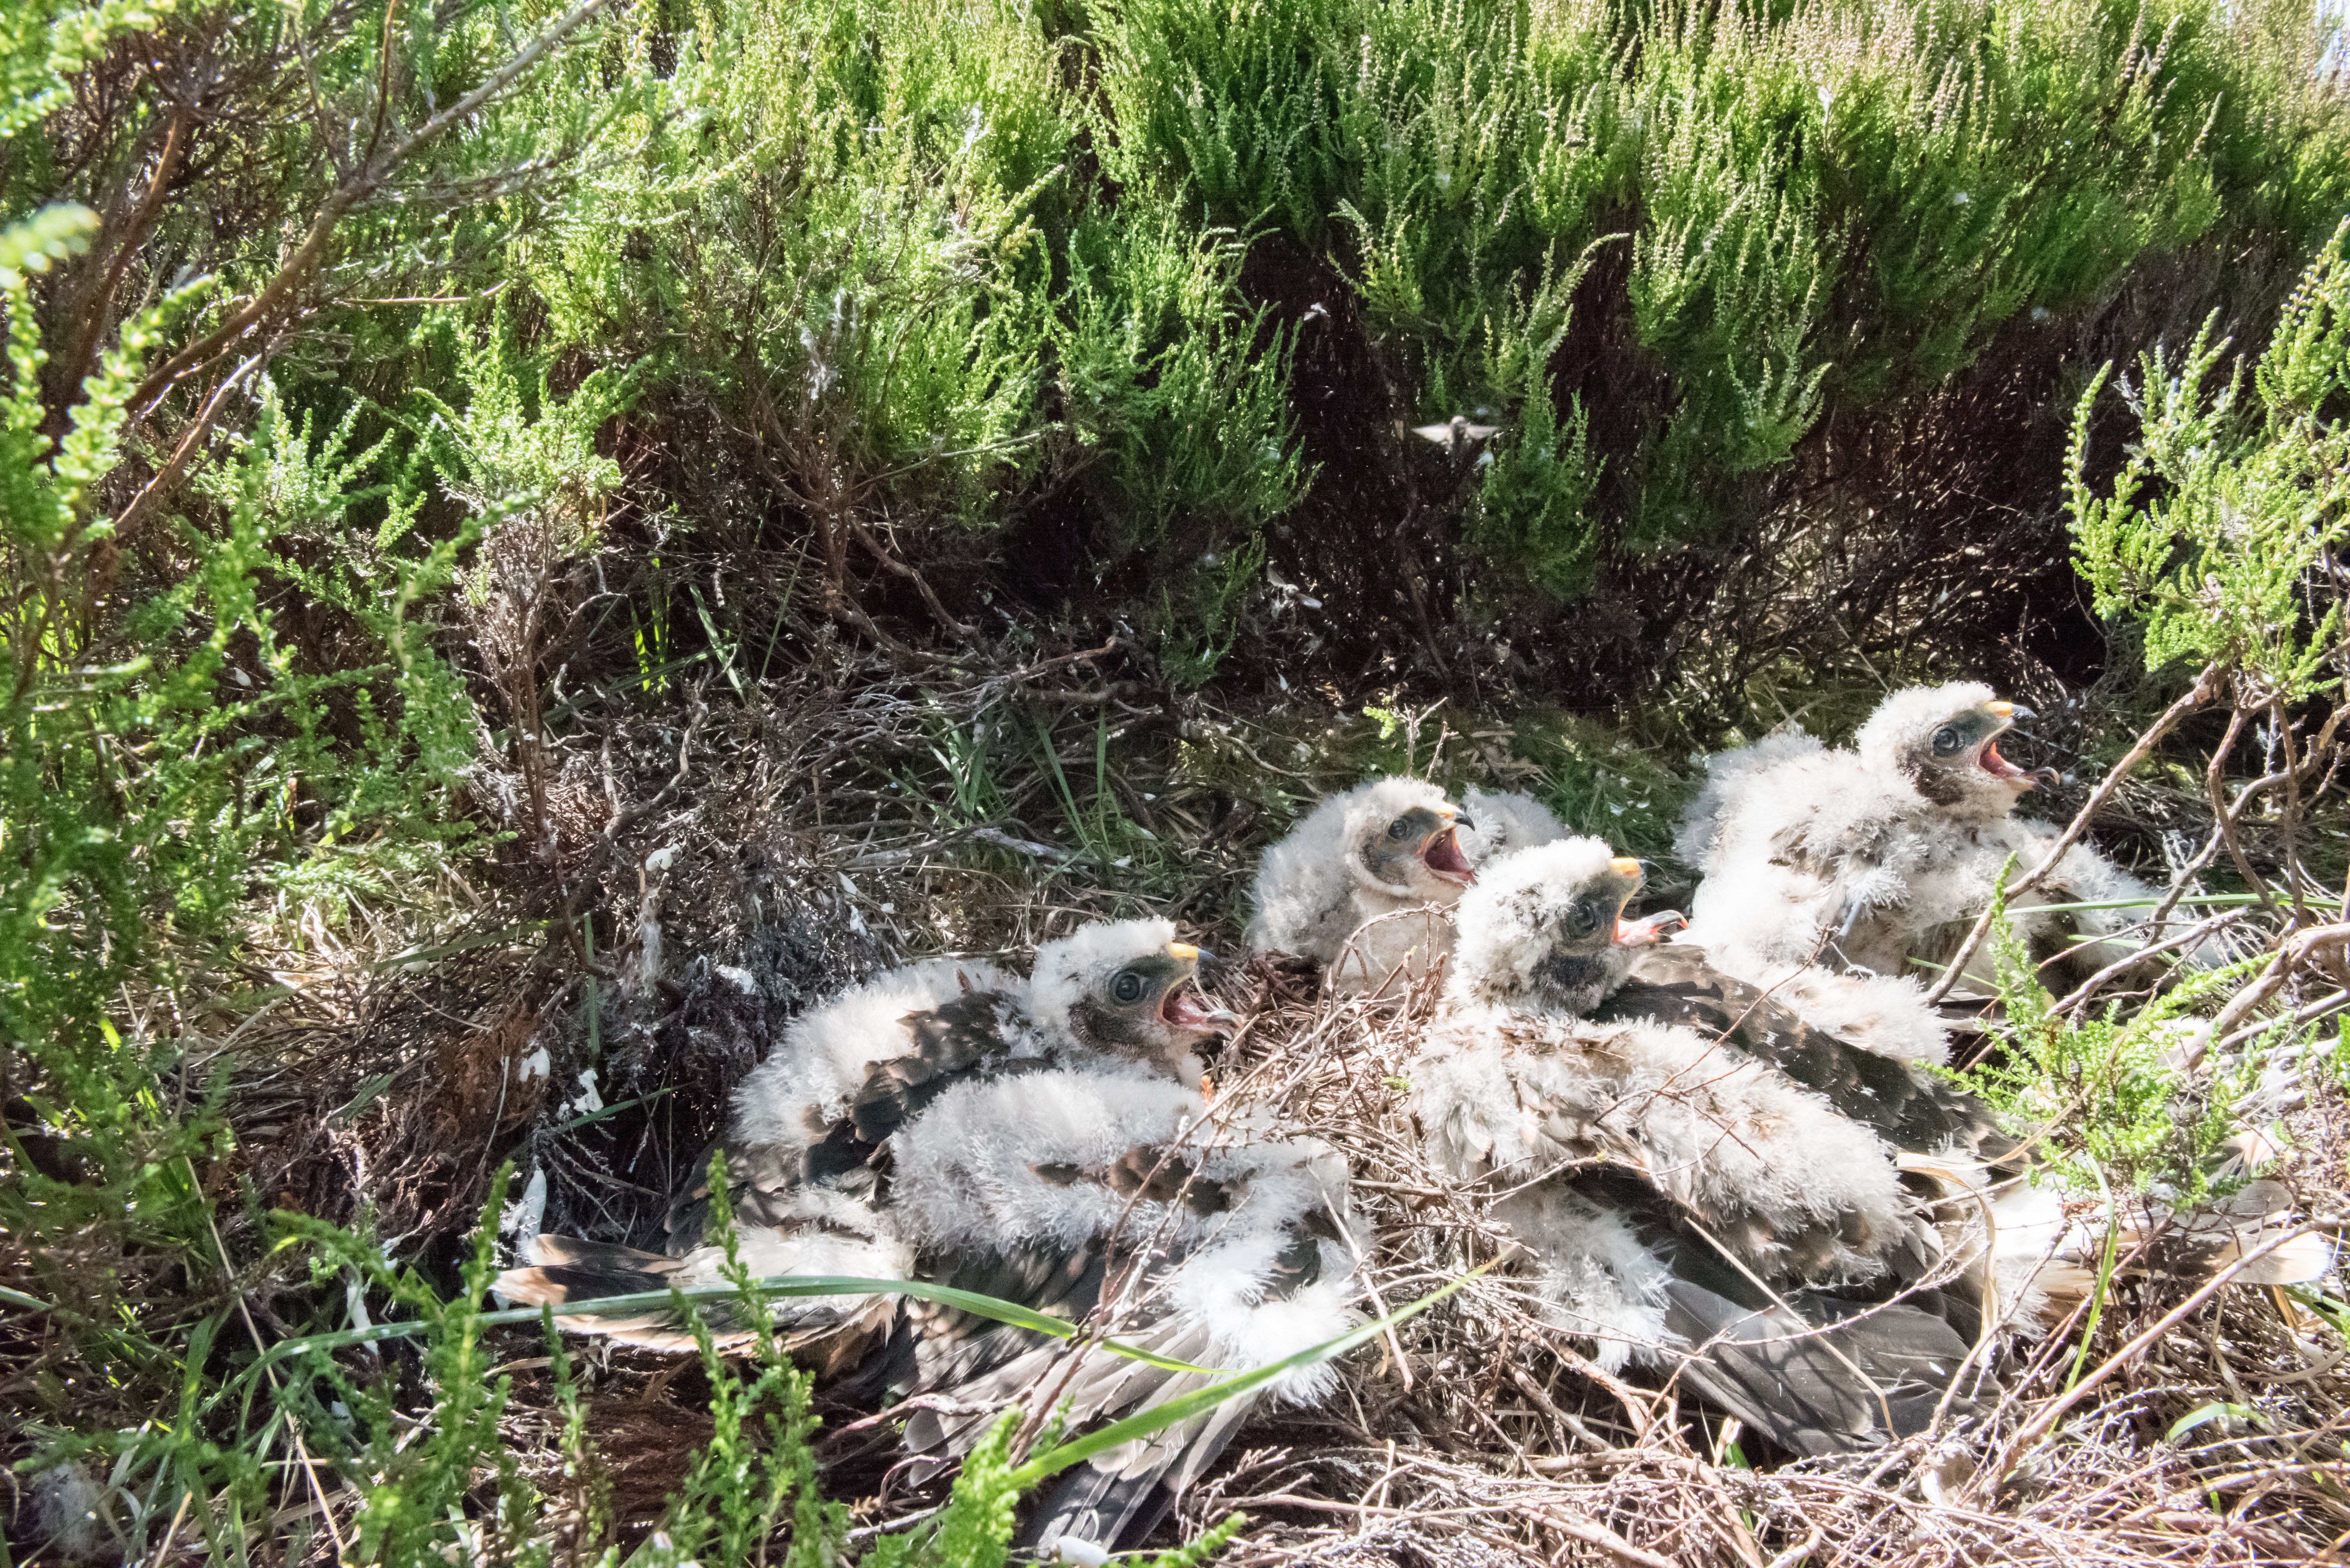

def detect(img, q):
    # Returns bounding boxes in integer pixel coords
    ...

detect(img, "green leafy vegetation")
[1962,884,2249,1197]
[1099,0,2348,590]
[3,0,2348,1555]
[2068,215,2350,701]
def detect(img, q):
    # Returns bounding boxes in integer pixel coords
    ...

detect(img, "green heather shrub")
[1050,205,1303,678]
[4,0,2348,1554]
[1962,889,2246,1198]
[0,0,170,144]
[1051,207,1302,561]
[0,0,645,1100]
[0,0,651,1524]
[1,211,444,1273]
[523,0,1303,673]
[525,0,1066,533]
[1097,0,2347,595]
[2067,215,2350,702]
[46,1172,1125,1567]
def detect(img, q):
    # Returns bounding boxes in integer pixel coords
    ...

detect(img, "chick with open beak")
[1443,841,1688,1014]
[1067,937,1237,1087]
[1362,802,1478,897]
[1858,690,2062,817]
[1247,776,1502,998]
[1608,858,1690,946]
[1679,679,2199,994]
[1328,790,1485,997]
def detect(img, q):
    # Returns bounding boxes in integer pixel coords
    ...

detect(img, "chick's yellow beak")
[1610,857,1643,881]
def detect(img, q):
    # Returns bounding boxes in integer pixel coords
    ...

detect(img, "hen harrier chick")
[1412,846,1999,1452]
[1678,683,2184,992]
[1414,842,2324,1452]
[498,920,1363,1553]
[1247,776,1564,995]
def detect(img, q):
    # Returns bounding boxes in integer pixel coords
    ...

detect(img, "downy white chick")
[1247,776,1563,996]
[1460,839,1966,1098]
[1417,843,1987,1452]
[1678,682,2181,992]
[497,920,1363,1553]
[1457,784,1569,864]
[1422,842,2328,1451]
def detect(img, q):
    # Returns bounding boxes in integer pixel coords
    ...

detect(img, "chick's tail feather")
[1885,1169,2334,1345]
[892,1317,1266,1555]
[1660,1278,1988,1458]
[493,1235,728,1353]
[1018,1395,1259,1557]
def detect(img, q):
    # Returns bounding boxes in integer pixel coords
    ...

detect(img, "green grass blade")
[2165,1400,2260,1443]
[2023,894,2259,916]
[253,1274,1222,1376]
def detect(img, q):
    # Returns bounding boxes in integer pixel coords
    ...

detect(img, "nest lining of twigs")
[25,660,2348,1566]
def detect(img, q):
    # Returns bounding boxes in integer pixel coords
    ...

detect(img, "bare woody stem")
[2190,922,2350,1069]
[54,98,194,420]
[1971,1217,2331,1498]
[126,0,616,421]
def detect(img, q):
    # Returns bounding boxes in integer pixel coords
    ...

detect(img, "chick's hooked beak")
[1605,856,1687,945]
[1421,809,1476,885]
[1978,700,2061,790]
[1159,944,1238,1036]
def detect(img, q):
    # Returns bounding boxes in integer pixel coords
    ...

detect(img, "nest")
[28,657,2345,1567]
[1166,976,2350,1566]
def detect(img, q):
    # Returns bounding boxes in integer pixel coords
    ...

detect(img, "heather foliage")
[1100,0,2346,585]
[2068,215,2350,701]
[519,0,1302,674]
[2,0,2347,1557]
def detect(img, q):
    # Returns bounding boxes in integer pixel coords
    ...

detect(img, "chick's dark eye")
[1563,899,1603,939]
[1111,970,1145,1004]
[1386,818,1410,840]
[1931,725,1963,756]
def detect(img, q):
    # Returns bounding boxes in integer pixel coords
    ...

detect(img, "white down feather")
[1024,917,1177,1051]
[1678,743,1936,975]
[1495,1185,1679,1373]
[1412,1007,1911,1283]
[1674,726,1829,873]
[1458,786,1569,864]
[1725,959,1955,1067]
[1442,837,1631,1011]
[889,1069,1362,1397]
[887,1066,1206,1255]
[729,957,1022,1151]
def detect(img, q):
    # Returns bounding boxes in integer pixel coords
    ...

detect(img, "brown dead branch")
[126,0,618,421]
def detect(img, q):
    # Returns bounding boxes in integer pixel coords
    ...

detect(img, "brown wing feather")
[665,987,1032,1255]
[1564,1170,1995,1454]
[1598,945,2018,1166]
[898,1155,1341,1551]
